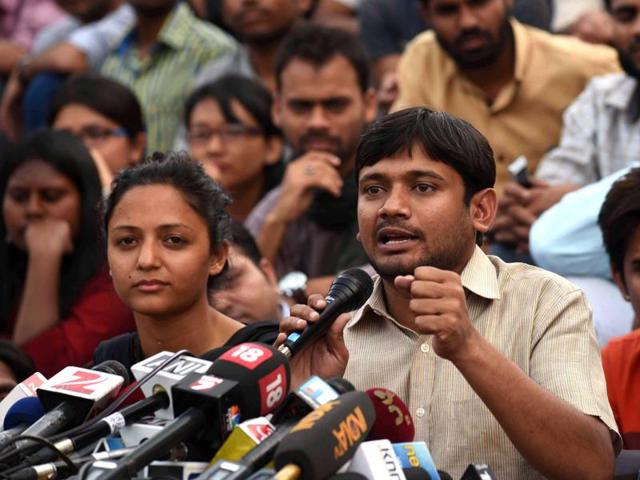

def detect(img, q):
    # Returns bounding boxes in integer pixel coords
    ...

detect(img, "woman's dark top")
[93,322,280,373]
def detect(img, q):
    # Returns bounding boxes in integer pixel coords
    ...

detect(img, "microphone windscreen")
[366,388,415,442]
[274,390,375,479]
[208,343,290,417]
[326,269,374,312]
[93,360,131,386]
[3,396,45,429]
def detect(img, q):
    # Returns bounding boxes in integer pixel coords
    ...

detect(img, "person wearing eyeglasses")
[185,74,284,223]
[49,73,146,187]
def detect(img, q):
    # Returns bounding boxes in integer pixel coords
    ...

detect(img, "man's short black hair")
[355,107,496,203]
[598,168,640,279]
[275,23,370,92]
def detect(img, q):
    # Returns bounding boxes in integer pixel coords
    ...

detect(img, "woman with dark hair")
[50,73,146,183]
[0,129,135,376]
[94,152,279,371]
[185,74,284,223]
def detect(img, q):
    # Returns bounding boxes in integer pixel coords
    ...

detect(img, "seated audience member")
[196,0,311,92]
[0,0,65,77]
[94,153,280,372]
[392,0,619,260]
[498,0,640,256]
[358,0,551,113]
[185,74,284,223]
[278,107,619,479]
[210,222,286,325]
[100,0,237,153]
[600,168,640,448]
[530,167,636,347]
[0,0,133,139]
[246,24,376,295]
[0,129,135,377]
[50,73,146,186]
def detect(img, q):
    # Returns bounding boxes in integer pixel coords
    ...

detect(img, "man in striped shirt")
[278,107,621,479]
[101,0,237,153]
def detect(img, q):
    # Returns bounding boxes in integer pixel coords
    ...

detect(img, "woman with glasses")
[0,130,135,376]
[50,73,146,185]
[185,74,284,223]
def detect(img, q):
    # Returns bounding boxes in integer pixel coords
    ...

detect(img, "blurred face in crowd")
[107,184,226,318]
[187,98,282,193]
[273,55,376,175]
[55,0,115,22]
[3,160,81,251]
[53,104,145,175]
[127,0,177,16]
[222,0,310,42]
[209,245,282,325]
[612,225,640,320]
[424,0,513,69]
[357,146,493,278]
[609,0,640,78]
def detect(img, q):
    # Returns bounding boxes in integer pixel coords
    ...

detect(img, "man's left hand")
[395,267,480,363]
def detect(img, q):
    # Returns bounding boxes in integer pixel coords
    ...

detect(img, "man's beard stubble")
[435,12,513,70]
[363,219,475,282]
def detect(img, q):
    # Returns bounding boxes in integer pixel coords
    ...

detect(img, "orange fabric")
[602,329,640,449]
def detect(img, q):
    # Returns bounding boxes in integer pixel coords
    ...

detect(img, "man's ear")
[470,188,497,234]
[363,87,378,124]
[612,267,630,301]
[209,241,229,277]
[259,257,279,287]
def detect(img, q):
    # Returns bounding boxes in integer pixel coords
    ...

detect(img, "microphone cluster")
[0,269,497,480]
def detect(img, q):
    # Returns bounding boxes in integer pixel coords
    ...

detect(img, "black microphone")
[273,390,376,479]
[277,268,373,358]
[22,390,169,466]
[98,343,290,480]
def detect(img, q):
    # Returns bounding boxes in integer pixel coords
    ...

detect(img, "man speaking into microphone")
[277,107,620,479]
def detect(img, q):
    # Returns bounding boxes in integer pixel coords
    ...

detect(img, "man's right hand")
[275,293,349,389]
[270,152,343,224]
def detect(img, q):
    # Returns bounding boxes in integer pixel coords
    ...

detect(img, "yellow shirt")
[344,246,620,479]
[393,20,620,192]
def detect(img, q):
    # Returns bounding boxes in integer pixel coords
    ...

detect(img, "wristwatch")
[278,271,308,304]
